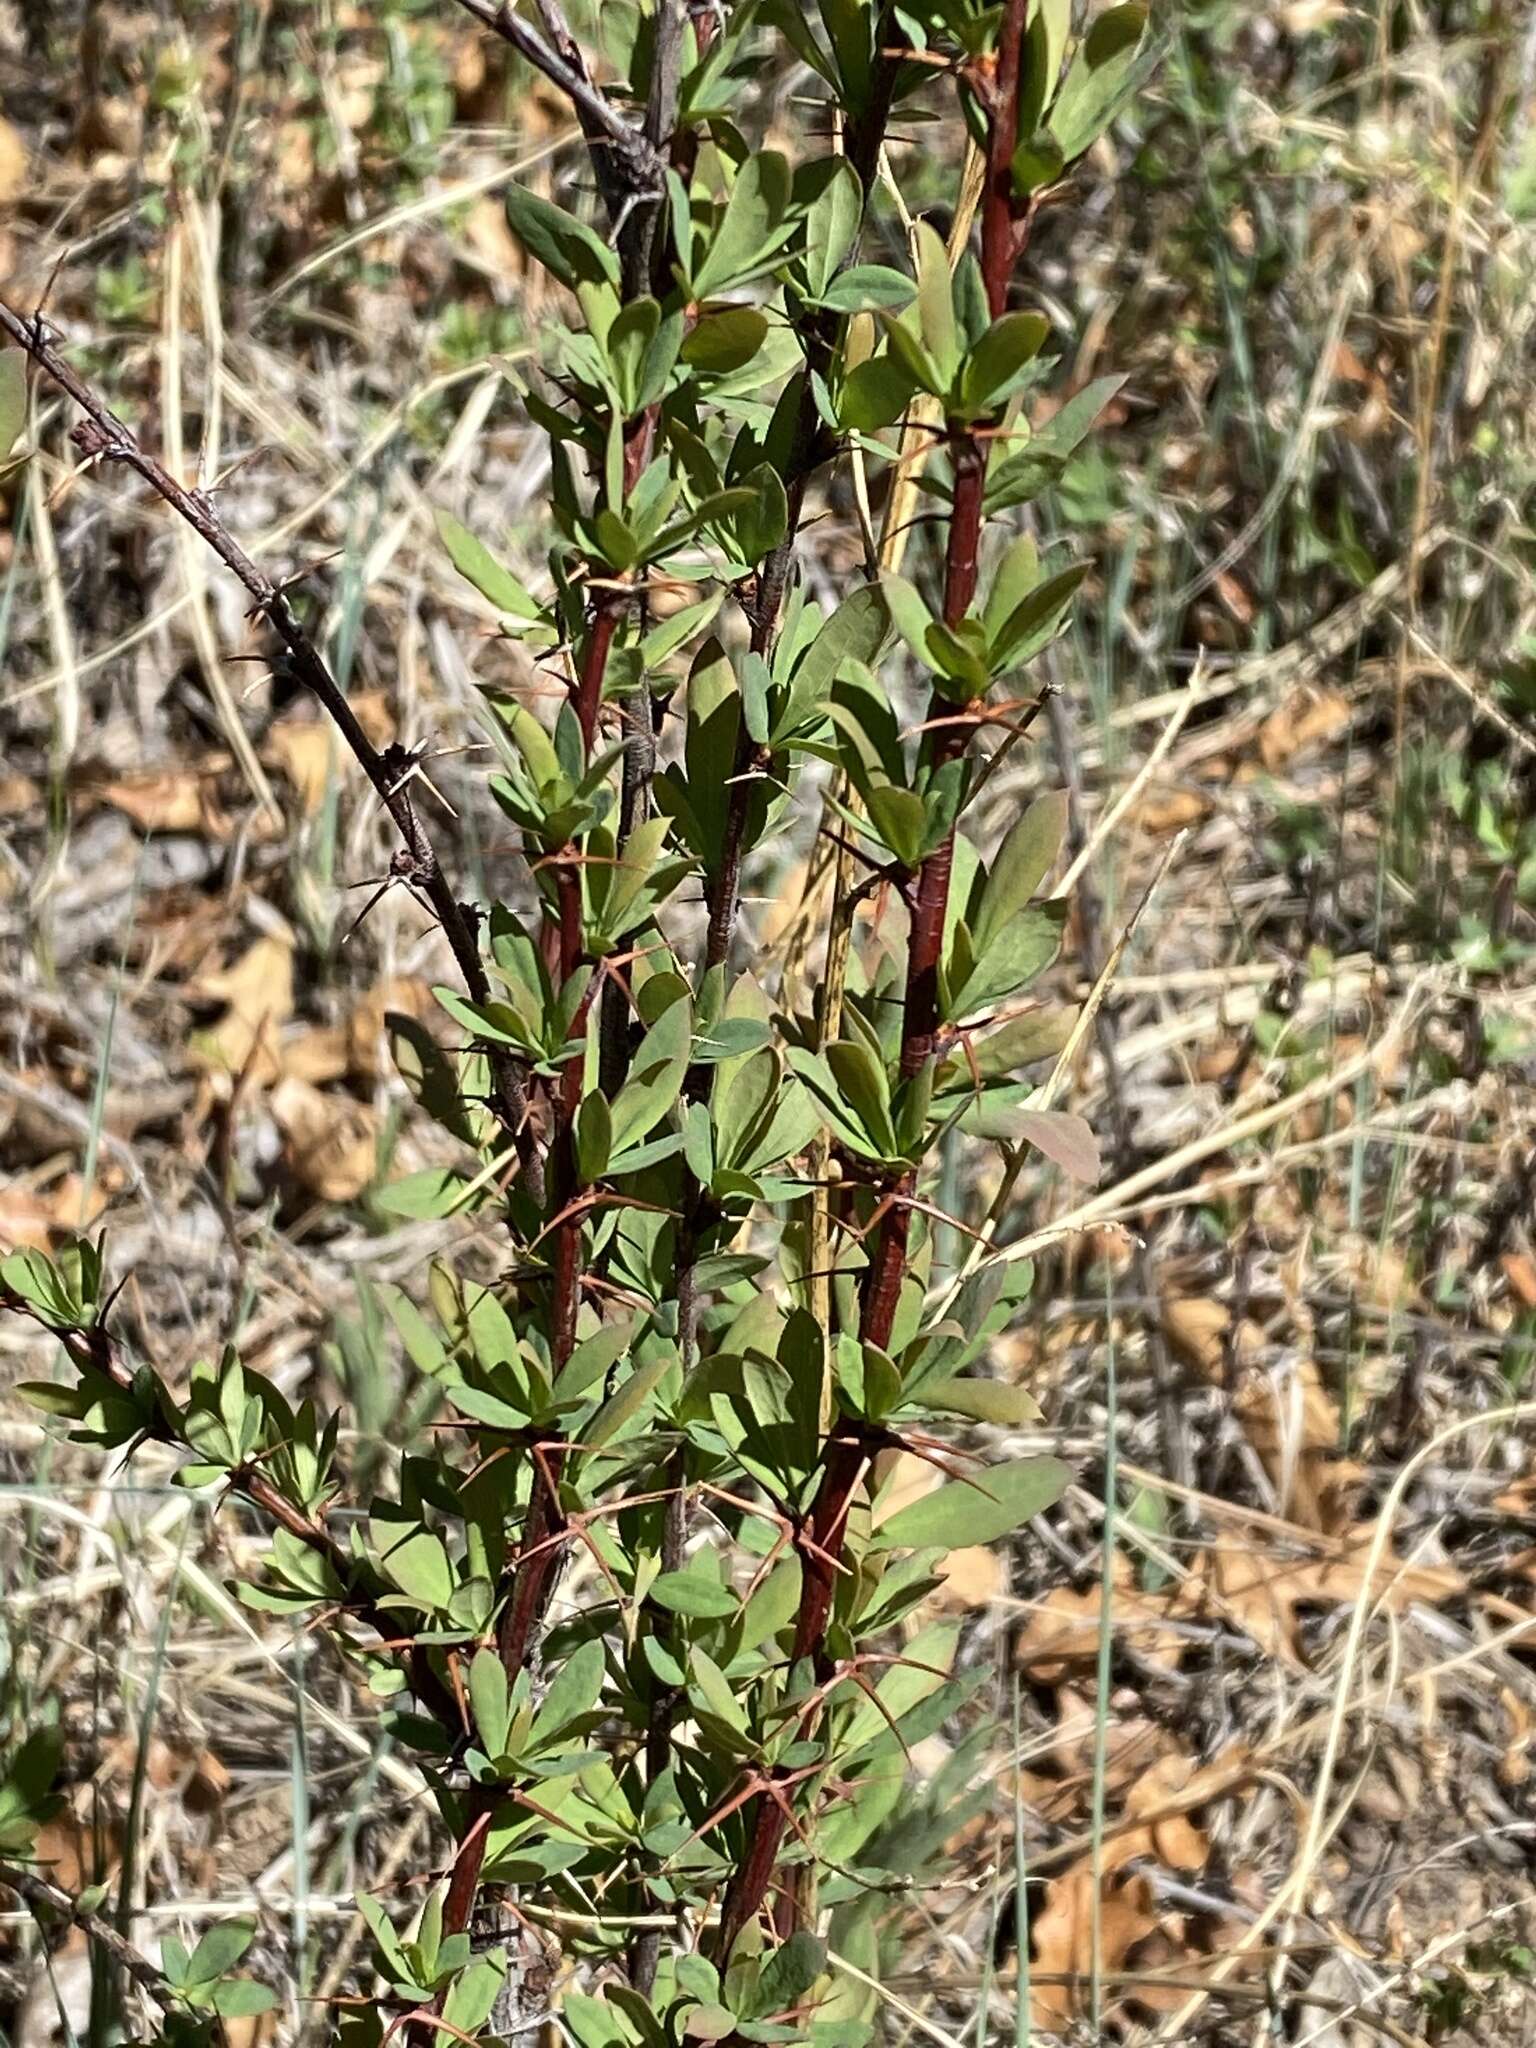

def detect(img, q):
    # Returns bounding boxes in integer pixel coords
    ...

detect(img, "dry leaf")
[191,935,295,1086]
[934,1545,1005,1609]
[347,976,432,1080]
[462,196,525,277]
[1180,1525,1462,1665]
[1015,1109,1100,1182]
[1161,1296,1260,1381]
[270,1077,379,1203]
[1214,567,1255,626]
[1499,1686,1533,1788]
[0,1175,106,1252]
[1501,1252,1536,1310]
[1258,684,1352,770]
[99,768,232,839]
[1031,1868,1165,2026]
[1233,1358,1361,1533]
[1137,788,1209,834]
[0,120,28,203]
[267,721,340,816]
[280,977,431,1087]
[1162,1298,1360,1531]
[1030,1749,1239,2026]
[1015,1560,1188,1687]
[280,1025,352,1086]
[351,689,397,750]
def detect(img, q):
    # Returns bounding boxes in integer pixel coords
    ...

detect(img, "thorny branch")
[450,0,666,209]
[0,298,546,1207]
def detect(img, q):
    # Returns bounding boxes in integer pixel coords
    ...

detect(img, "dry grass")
[3,3,1536,2045]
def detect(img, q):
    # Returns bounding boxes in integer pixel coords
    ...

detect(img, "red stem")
[715,8,1045,1951]
[710,1428,869,1960]
[980,0,1030,322]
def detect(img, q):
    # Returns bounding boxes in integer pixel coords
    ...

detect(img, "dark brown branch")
[0,298,545,1208]
[450,0,665,199]
[0,1861,175,2006]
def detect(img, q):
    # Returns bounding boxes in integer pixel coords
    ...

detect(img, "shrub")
[0,3,1156,2043]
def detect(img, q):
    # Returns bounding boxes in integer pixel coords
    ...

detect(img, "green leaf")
[973,792,1068,953]
[689,1644,749,1737]
[435,510,540,620]
[1012,131,1066,195]
[749,1932,827,2018]
[984,375,1126,514]
[2,1247,84,1325]
[615,296,679,413]
[681,306,770,373]
[813,265,915,313]
[777,583,890,741]
[441,1954,508,2041]
[357,1894,412,1981]
[735,1556,802,1653]
[911,218,960,388]
[593,507,639,572]
[469,1646,510,1755]
[877,1456,1071,1549]
[505,182,620,291]
[184,1920,255,1986]
[817,0,874,112]
[690,151,792,300]
[948,906,1063,1017]
[866,786,927,868]
[925,617,993,700]
[530,1636,605,1743]
[913,1377,1043,1427]
[682,2004,736,2042]
[209,1980,277,2017]
[650,1554,739,1618]
[879,571,938,669]
[553,1320,634,1402]
[1049,3,1155,164]
[730,464,789,564]
[956,311,1050,417]
[609,993,691,1152]
[494,698,563,793]
[575,1090,613,1183]
[942,1006,1077,1087]
[826,1040,897,1159]
[987,561,1088,672]
[839,354,919,432]
[585,1353,674,1447]
[594,814,682,945]
[641,591,723,668]
[880,310,947,400]
[803,159,863,295]
[373,1168,474,1220]
[981,532,1040,645]
[370,1508,454,1613]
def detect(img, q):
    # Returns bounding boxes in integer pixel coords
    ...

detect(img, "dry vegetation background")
[2,1,1536,2043]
